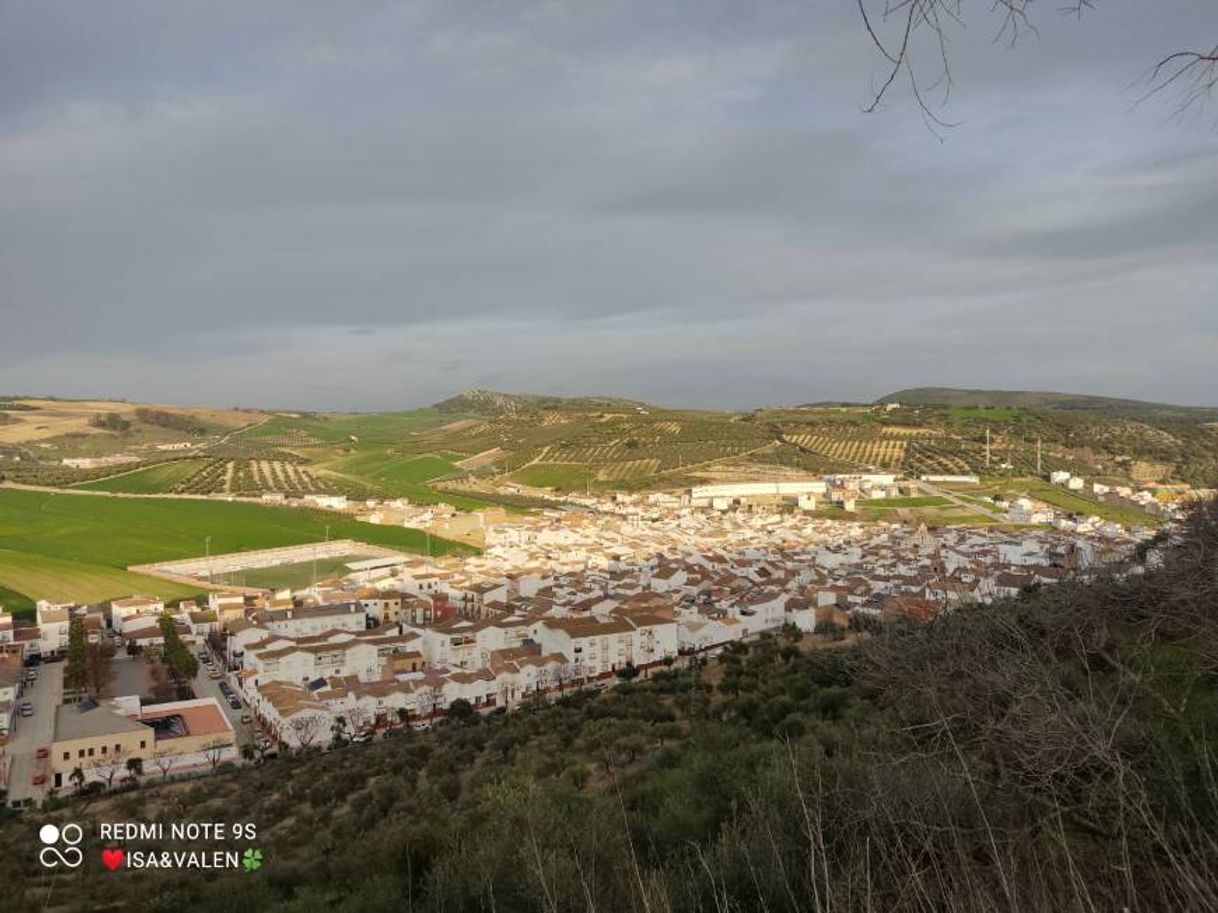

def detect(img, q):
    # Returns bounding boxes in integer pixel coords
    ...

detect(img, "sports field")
[0,489,474,608]
[209,555,379,591]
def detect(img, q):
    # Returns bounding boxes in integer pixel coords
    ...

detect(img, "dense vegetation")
[6,501,1216,912]
[133,408,207,435]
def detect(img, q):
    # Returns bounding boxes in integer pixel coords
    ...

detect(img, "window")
[78,749,84,758]
[88,747,94,757]
[140,740,147,749]
[101,745,107,754]
[63,752,69,761]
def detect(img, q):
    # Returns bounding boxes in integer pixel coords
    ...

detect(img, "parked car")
[31,773,46,786]
[228,698,242,710]
[19,702,34,717]
[35,747,49,759]
[240,712,251,724]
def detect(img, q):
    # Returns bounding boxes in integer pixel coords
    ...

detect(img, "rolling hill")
[2,388,1214,506]
[432,388,651,416]
[880,387,1218,422]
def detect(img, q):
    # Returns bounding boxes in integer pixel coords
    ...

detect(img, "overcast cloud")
[1,0,1215,410]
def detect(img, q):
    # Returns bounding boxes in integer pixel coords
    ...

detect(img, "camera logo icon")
[39,823,84,869]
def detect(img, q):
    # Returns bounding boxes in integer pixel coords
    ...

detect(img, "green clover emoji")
[242,848,264,872]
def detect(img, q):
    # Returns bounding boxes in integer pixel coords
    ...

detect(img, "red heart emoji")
[101,848,125,871]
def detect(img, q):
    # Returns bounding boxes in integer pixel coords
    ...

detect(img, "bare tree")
[202,739,230,773]
[857,2,1218,127]
[289,714,325,751]
[151,749,177,782]
[90,748,128,790]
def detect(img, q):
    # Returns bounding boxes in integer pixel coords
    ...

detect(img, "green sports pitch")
[0,488,473,615]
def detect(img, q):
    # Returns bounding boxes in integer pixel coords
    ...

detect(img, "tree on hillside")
[202,740,230,774]
[151,750,177,782]
[290,715,325,751]
[88,411,131,432]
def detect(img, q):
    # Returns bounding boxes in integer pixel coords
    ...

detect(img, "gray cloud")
[1,0,1215,409]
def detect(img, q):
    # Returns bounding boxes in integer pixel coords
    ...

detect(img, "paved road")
[190,646,255,750]
[4,661,63,806]
[916,480,1007,522]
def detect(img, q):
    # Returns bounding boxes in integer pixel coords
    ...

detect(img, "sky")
[1,0,1215,411]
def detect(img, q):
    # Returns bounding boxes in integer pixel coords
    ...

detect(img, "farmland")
[73,459,205,493]
[234,409,451,445]
[0,489,473,607]
[5,388,1214,509]
[0,550,200,617]
[508,463,594,490]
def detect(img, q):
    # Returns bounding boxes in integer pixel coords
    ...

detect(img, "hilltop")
[880,387,1218,422]
[432,388,651,416]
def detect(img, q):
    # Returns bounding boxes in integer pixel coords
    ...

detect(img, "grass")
[0,549,200,611]
[977,479,1161,526]
[73,459,205,493]
[509,463,593,490]
[0,488,475,605]
[858,496,949,508]
[209,555,378,591]
[1026,483,1158,526]
[236,409,451,445]
[0,580,36,618]
[319,449,461,491]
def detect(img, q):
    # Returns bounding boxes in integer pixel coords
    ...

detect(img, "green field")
[318,449,460,490]
[73,460,205,493]
[0,549,201,615]
[508,463,593,490]
[858,496,950,508]
[237,409,452,445]
[0,489,475,606]
[210,555,378,591]
[0,581,36,617]
[975,479,1160,526]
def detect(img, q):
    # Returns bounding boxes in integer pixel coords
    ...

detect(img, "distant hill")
[432,388,651,416]
[879,387,1218,423]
